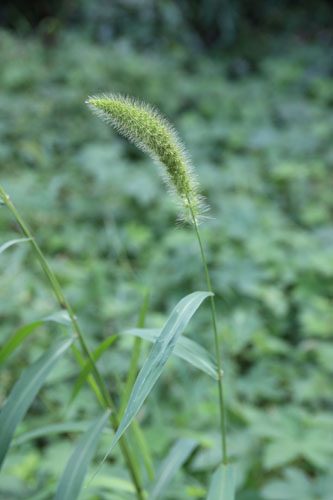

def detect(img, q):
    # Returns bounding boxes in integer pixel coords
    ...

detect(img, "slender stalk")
[0,185,144,500]
[188,204,228,465]
[120,291,149,418]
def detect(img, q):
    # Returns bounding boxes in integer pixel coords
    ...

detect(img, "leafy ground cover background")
[0,3,333,498]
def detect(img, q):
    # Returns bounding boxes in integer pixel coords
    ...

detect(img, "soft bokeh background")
[1,1,333,499]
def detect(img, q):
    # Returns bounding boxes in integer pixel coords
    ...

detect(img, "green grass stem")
[0,184,145,500]
[188,201,228,465]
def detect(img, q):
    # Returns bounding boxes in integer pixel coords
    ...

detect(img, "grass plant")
[0,95,232,499]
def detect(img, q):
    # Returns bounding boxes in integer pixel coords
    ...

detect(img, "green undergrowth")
[0,28,333,499]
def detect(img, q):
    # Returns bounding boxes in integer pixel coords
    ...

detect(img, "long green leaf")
[149,438,197,500]
[122,328,219,380]
[68,309,218,409]
[68,336,117,407]
[0,237,32,254]
[132,420,155,483]
[88,475,135,494]
[44,310,72,326]
[98,291,212,471]
[11,421,113,447]
[207,464,236,500]
[54,410,111,500]
[0,311,75,368]
[120,291,150,417]
[0,337,74,469]
[121,291,155,483]
[0,321,43,366]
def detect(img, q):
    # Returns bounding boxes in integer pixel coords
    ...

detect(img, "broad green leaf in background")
[207,464,236,500]
[0,237,32,254]
[0,337,74,469]
[149,438,197,500]
[97,291,212,472]
[261,467,333,500]
[54,410,111,500]
[122,328,219,380]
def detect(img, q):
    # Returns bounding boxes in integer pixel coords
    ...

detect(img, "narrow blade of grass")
[122,328,219,380]
[206,464,236,500]
[53,410,111,500]
[120,291,150,417]
[68,336,117,407]
[95,291,212,474]
[44,310,72,326]
[120,291,155,483]
[0,237,32,254]
[0,311,77,367]
[149,438,197,500]
[88,475,136,494]
[0,337,74,469]
[11,421,112,447]
[132,420,155,483]
[0,321,43,366]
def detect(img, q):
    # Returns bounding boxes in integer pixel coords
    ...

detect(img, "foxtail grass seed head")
[86,94,205,222]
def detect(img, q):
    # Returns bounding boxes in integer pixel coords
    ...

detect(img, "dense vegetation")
[0,9,333,499]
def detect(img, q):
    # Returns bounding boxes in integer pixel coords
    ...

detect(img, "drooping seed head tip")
[86,93,206,222]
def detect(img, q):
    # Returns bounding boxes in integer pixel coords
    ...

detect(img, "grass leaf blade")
[68,336,117,407]
[99,291,212,470]
[0,337,74,469]
[44,310,72,326]
[149,438,197,500]
[0,238,32,254]
[132,420,155,483]
[122,328,219,380]
[207,464,236,500]
[54,410,111,500]
[11,421,113,447]
[0,321,43,366]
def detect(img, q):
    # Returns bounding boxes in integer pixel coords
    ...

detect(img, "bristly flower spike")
[86,94,205,223]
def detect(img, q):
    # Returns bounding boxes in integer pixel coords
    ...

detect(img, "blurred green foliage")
[1,0,333,52]
[0,17,333,500]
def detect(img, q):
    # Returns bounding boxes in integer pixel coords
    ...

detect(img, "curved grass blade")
[11,421,113,447]
[96,291,212,474]
[149,438,197,500]
[120,291,150,417]
[0,311,75,367]
[0,321,43,366]
[44,310,72,327]
[120,291,155,483]
[54,410,111,500]
[0,337,74,469]
[69,292,150,410]
[0,237,32,254]
[68,336,117,407]
[207,464,236,500]
[122,328,219,380]
[132,419,155,483]
[88,475,135,494]
[69,310,217,410]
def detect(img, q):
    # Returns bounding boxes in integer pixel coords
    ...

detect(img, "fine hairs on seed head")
[86,94,206,223]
